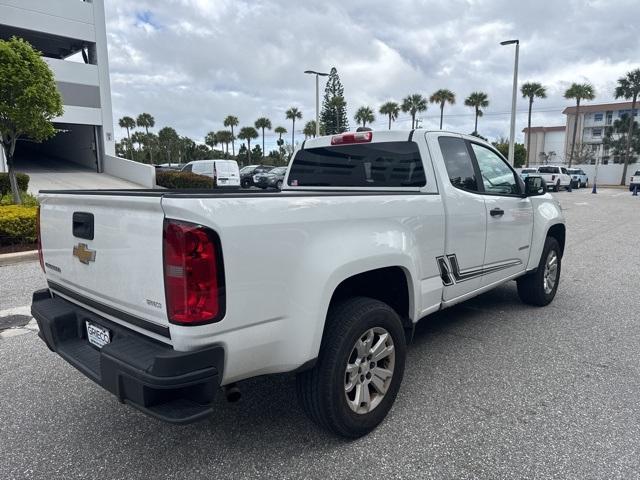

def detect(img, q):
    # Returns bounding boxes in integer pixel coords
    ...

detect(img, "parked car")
[567,168,588,188]
[32,129,565,438]
[253,166,287,190]
[629,170,640,191]
[182,160,240,188]
[537,165,572,191]
[156,163,186,171]
[519,168,538,181]
[240,164,275,188]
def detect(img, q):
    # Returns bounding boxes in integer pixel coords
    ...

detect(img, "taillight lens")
[36,207,44,272]
[163,219,225,325]
[331,131,372,145]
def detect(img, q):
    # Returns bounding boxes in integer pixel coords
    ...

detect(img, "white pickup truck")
[536,165,572,191]
[32,130,565,438]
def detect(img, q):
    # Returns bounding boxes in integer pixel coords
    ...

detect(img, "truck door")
[434,135,487,302]
[468,141,533,287]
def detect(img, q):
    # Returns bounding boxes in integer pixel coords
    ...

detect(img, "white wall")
[572,163,639,186]
[103,155,156,188]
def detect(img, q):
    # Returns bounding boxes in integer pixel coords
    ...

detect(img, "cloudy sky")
[104,0,638,151]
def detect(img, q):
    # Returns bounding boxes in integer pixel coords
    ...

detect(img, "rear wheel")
[241,179,251,189]
[517,236,561,306]
[297,297,406,438]
[554,181,560,192]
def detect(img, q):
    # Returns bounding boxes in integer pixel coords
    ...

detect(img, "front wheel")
[297,297,406,438]
[517,236,561,306]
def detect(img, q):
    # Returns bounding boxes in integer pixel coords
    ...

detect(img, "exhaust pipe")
[223,383,241,403]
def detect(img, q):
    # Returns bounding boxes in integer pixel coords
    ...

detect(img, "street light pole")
[501,39,519,166]
[304,70,329,137]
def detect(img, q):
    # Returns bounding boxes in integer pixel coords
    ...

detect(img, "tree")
[320,67,349,134]
[614,69,640,185]
[564,82,596,166]
[285,107,302,147]
[274,126,287,146]
[401,94,428,129]
[493,140,527,168]
[603,115,640,164]
[354,106,375,128]
[118,116,136,159]
[130,131,146,162]
[158,127,180,165]
[254,117,272,160]
[464,91,489,135]
[379,101,400,130]
[136,113,155,163]
[204,131,218,152]
[429,89,456,130]
[238,126,258,164]
[0,37,63,204]
[520,82,547,167]
[223,115,239,157]
[251,144,263,161]
[303,120,317,138]
[216,130,234,157]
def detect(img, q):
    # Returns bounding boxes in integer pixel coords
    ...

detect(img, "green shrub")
[0,205,37,245]
[156,170,214,189]
[0,191,38,206]
[0,173,30,198]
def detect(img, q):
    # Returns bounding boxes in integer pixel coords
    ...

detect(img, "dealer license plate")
[86,321,111,348]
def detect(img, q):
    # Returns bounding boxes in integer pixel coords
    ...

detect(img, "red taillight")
[36,207,44,272]
[163,219,225,325]
[331,131,372,145]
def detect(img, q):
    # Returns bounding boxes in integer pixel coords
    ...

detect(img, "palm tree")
[224,115,239,157]
[521,82,547,167]
[254,117,272,159]
[614,69,640,185]
[303,121,318,139]
[429,89,456,130]
[379,101,400,130]
[130,131,146,162]
[216,130,233,157]
[274,126,287,146]
[238,126,258,164]
[136,113,155,163]
[564,83,596,166]
[464,92,489,135]
[354,106,375,128]
[328,97,346,131]
[285,107,302,147]
[204,131,218,152]
[401,94,428,129]
[118,116,136,159]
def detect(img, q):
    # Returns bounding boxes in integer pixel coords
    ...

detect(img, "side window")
[561,167,568,174]
[438,137,478,192]
[182,163,193,172]
[470,143,520,195]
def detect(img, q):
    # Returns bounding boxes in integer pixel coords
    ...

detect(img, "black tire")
[554,181,560,192]
[296,297,407,438]
[517,236,561,306]
[241,179,251,189]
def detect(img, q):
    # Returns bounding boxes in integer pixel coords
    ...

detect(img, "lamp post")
[501,39,519,166]
[304,70,329,137]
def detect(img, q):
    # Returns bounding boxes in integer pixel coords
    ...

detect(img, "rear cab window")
[287,142,426,187]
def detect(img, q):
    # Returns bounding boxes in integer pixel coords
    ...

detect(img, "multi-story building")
[0,0,116,174]
[522,126,566,166]
[562,101,638,165]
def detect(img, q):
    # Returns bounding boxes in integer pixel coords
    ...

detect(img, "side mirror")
[524,176,546,196]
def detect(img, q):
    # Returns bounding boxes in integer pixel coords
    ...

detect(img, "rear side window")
[287,142,426,187]
[438,136,478,192]
[538,166,559,174]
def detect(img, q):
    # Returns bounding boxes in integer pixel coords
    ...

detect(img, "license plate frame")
[86,321,111,349]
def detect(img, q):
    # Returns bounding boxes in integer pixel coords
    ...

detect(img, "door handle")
[490,208,504,217]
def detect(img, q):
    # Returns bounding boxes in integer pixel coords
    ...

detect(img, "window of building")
[592,128,602,137]
[438,137,478,192]
[606,111,613,125]
[594,113,603,122]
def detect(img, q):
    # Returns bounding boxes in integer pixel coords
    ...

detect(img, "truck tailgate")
[39,193,169,336]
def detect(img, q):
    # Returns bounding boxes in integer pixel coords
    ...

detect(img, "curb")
[0,250,38,267]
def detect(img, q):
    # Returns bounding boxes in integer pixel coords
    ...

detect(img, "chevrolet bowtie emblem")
[72,243,96,264]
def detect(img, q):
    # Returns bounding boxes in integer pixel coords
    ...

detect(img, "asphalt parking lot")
[1,187,639,479]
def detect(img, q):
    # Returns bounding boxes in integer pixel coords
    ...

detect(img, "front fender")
[526,195,565,271]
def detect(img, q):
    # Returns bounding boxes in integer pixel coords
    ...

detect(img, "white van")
[182,160,240,188]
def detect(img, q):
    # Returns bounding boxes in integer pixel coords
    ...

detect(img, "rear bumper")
[31,289,224,424]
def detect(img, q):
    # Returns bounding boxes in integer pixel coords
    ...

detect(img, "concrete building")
[522,126,566,166]
[563,101,638,166]
[0,0,154,189]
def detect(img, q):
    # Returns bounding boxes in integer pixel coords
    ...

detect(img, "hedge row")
[0,205,37,245]
[0,173,30,198]
[156,171,214,189]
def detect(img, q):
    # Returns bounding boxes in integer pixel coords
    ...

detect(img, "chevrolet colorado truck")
[32,130,565,438]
